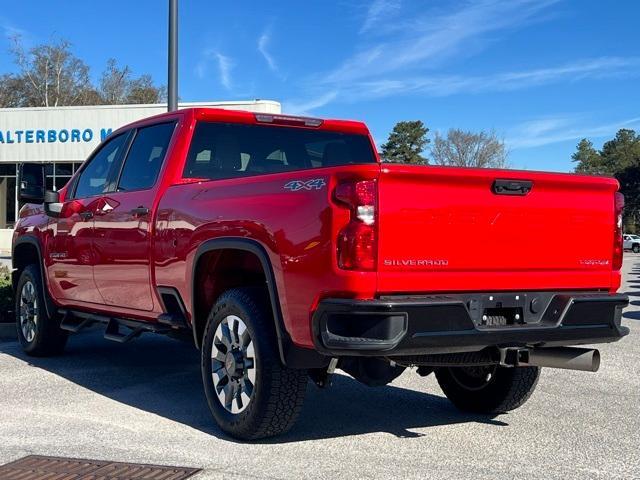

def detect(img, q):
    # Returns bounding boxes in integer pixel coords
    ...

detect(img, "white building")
[0,100,281,235]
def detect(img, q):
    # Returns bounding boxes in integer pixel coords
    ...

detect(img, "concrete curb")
[0,323,16,340]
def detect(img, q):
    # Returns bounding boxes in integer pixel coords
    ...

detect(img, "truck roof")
[118,107,371,136]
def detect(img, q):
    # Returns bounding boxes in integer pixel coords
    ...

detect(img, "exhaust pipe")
[501,347,600,372]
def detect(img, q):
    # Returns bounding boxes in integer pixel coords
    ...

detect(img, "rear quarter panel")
[154,165,379,347]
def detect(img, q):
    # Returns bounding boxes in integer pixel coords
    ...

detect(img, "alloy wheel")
[210,315,257,414]
[19,280,38,343]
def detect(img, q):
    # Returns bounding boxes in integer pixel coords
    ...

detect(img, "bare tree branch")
[431,129,509,168]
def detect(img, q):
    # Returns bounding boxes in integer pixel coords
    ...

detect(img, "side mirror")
[43,190,63,218]
[18,163,45,204]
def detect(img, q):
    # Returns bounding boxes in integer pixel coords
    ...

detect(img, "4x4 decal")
[283,179,327,191]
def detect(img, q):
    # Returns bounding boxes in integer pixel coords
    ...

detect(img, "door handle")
[79,211,94,220]
[130,206,150,217]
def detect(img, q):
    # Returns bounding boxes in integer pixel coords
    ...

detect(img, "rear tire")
[201,287,308,440]
[633,244,640,253]
[435,364,540,414]
[15,264,67,356]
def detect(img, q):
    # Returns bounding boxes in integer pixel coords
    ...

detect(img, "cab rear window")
[183,122,376,180]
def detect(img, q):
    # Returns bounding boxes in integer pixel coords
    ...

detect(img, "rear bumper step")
[311,292,629,356]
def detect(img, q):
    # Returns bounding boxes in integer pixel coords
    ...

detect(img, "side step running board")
[104,317,171,343]
[104,318,145,343]
[59,310,95,333]
[58,309,174,343]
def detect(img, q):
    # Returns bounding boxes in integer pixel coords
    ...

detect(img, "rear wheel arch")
[191,238,288,359]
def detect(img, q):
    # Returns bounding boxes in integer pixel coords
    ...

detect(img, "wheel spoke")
[240,377,254,397]
[237,319,246,342]
[26,283,35,302]
[223,382,235,411]
[232,389,242,413]
[230,317,240,345]
[212,349,226,362]
[240,391,251,410]
[211,364,226,387]
[211,358,224,374]
[220,322,233,349]
[245,341,255,365]
[240,329,251,349]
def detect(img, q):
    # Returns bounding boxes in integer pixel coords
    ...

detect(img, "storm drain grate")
[0,455,201,480]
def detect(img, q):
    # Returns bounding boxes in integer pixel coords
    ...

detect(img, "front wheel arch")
[13,236,56,319]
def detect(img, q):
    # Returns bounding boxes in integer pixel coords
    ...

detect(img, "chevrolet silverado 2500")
[13,108,629,439]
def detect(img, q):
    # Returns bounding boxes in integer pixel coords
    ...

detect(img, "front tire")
[201,287,308,440]
[435,364,540,414]
[15,264,67,356]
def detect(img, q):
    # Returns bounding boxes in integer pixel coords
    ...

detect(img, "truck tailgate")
[377,164,619,293]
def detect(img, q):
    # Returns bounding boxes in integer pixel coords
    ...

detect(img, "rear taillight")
[613,192,624,270]
[334,180,377,271]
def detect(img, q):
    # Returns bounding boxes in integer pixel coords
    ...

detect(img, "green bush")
[0,265,13,322]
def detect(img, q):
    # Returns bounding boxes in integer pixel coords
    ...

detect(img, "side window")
[74,133,128,199]
[118,122,176,191]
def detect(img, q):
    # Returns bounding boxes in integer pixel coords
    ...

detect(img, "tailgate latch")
[492,179,533,196]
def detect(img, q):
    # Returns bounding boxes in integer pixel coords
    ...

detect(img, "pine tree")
[381,121,429,164]
[572,139,605,174]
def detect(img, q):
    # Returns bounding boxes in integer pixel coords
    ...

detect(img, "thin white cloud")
[194,60,207,80]
[258,29,278,73]
[507,115,640,149]
[195,50,234,89]
[215,52,233,90]
[345,57,640,99]
[326,0,560,85]
[288,0,566,112]
[287,56,640,113]
[360,0,402,34]
[283,91,339,115]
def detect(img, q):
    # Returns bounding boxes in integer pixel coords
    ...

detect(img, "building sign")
[0,128,112,145]
[0,100,280,163]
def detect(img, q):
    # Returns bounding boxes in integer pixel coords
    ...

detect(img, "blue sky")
[1,0,639,171]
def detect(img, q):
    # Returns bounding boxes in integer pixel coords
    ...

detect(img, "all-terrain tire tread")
[435,365,540,414]
[492,366,540,412]
[202,287,307,440]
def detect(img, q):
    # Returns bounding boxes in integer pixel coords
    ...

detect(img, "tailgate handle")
[492,179,533,196]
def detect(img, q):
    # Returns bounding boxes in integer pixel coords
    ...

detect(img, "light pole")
[168,0,178,112]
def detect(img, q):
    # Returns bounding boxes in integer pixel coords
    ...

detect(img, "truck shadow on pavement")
[0,329,506,443]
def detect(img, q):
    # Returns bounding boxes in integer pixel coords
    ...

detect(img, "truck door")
[48,132,130,304]
[92,122,176,312]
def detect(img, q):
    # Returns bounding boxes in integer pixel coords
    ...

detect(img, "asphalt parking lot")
[0,256,638,480]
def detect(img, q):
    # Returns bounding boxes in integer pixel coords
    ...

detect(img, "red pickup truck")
[13,108,629,440]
